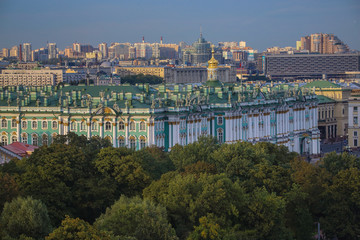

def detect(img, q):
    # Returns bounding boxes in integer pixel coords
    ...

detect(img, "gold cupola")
[207,47,218,69]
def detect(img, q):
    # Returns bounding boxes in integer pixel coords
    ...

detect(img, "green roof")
[302,80,341,89]
[316,95,336,104]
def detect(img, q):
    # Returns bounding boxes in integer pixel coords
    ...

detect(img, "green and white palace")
[0,52,321,157]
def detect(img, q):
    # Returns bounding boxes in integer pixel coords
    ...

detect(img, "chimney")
[160,36,163,44]
[142,36,145,43]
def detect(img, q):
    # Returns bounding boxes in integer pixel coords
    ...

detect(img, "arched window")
[1,136,8,146]
[42,134,48,146]
[217,128,223,144]
[42,121,48,129]
[130,121,135,131]
[105,121,111,131]
[70,121,76,131]
[91,121,97,131]
[129,137,136,150]
[11,119,17,128]
[118,137,125,147]
[32,121,38,129]
[52,121,58,129]
[21,133,28,143]
[32,134,38,146]
[119,121,125,130]
[217,116,223,125]
[140,137,146,149]
[140,121,146,131]
[11,135,17,143]
[80,121,86,131]
[1,119,7,128]
[22,121,27,129]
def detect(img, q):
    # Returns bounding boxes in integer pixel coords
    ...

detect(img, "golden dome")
[208,47,218,69]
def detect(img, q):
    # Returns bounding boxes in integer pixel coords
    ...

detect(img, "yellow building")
[115,66,165,78]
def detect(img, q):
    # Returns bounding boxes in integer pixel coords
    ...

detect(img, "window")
[91,121,98,131]
[12,119,17,128]
[52,133,57,143]
[119,121,124,130]
[80,121,86,131]
[129,137,136,150]
[217,117,223,125]
[140,121,146,131]
[21,133,28,143]
[1,119,7,128]
[22,121,27,129]
[42,134,48,146]
[354,106,358,112]
[52,121,58,129]
[42,121,47,129]
[118,137,125,147]
[32,134,38,146]
[1,136,7,146]
[354,116,358,125]
[105,136,112,144]
[140,137,146,149]
[70,121,76,131]
[217,128,223,143]
[354,139,358,147]
[130,121,135,131]
[11,136,17,143]
[105,121,111,131]
[355,131,358,137]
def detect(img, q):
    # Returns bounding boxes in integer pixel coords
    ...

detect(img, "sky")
[0,0,359,51]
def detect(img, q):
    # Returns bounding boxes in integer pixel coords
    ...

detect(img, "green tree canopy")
[46,215,112,240]
[95,195,178,240]
[0,196,52,239]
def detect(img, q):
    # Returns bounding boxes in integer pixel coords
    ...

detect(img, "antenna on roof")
[200,26,202,38]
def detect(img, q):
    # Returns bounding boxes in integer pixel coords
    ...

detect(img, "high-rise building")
[2,48,10,58]
[299,33,349,54]
[98,43,108,59]
[10,45,19,58]
[239,41,246,48]
[73,43,81,53]
[22,43,32,62]
[48,43,57,59]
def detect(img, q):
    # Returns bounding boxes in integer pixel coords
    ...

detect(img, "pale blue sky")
[0,0,359,51]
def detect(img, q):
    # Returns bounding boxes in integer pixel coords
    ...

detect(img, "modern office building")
[98,43,108,59]
[22,43,32,62]
[265,53,360,79]
[48,43,57,59]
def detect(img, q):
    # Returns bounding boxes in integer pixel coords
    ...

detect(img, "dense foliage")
[0,135,359,240]
[121,74,163,85]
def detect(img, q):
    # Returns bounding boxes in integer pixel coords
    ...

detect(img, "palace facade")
[0,51,320,157]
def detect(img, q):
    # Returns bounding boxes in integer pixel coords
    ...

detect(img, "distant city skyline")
[0,0,359,51]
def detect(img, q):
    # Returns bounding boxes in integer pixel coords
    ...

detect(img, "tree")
[169,136,219,170]
[0,172,19,211]
[46,215,112,240]
[245,187,291,240]
[321,168,360,239]
[95,195,178,240]
[143,173,248,238]
[95,147,152,196]
[0,196,52,239]
[320,151,360,176]
[18,143,110,224]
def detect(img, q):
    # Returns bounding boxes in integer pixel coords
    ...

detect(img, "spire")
[200,26,202,39]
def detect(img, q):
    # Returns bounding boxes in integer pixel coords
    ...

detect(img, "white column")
[112,120,117,147]
[16,116,20,142]
[87,118,91,139]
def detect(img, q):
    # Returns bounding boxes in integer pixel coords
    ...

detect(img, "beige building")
[1,69,64,85]
[115,66,165,78]
[303,81,351,139]
[348,96,360,148]
[164,65,237,84]
[0,73,55,86]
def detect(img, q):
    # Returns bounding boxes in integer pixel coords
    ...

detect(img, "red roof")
[3,142,39,157]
